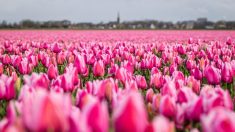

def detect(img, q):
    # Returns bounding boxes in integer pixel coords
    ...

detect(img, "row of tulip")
[0,30,235,132]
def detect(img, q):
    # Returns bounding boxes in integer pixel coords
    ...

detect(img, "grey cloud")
[0,0,234,23]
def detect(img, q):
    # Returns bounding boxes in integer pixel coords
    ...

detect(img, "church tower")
[117,12,120,24]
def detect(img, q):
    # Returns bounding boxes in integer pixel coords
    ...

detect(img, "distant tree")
[20,19,36,28]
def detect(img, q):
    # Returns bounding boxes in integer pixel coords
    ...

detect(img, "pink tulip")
[187,76,200,94]
[18,58,30,74]
[177,87,198,104]
[152,93,161,112]
[2,54,11,65]
[98,78,117,102]
[0,75,15,100]
[135,75,147,89]
[201,107,235,132]
[51,43,61,53]
[47,64,58,80]
[57,52,66,65]
[113,91,148,132]
[161,81,177,98]
[22,90,71,131]
[93,60,105,77]
[159,95,176,118]
[74,54,88,74]
[191,67,202,80]
[150,73,164,89]
[204,65,221,85]
[0,63,3,75]
[24,73,50,90]
[221,62,233,83]
[146,88,154,103]
[64,64,80,86]
[151,115,175,132]
[185,97,203,121]
[115,67,132,84]
[226,37,232,45]
[83,100,109,132]
[188,37,193,44]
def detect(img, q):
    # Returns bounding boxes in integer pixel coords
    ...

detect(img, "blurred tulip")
[113,91,148,132]
[201,107,235,132]
[151,115,175,132]
[159,95,176,118]
[135,75,147,89]
[221,62,233,83]
[93,60,105,77]
[47,64,58,80]
[204,65,221,85]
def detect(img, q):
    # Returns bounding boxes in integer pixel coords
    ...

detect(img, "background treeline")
[1,19,235,30]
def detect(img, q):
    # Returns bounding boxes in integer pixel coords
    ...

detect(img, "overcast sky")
[0,0,234,23]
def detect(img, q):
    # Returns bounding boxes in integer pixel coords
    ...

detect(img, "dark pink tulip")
[226,37,232,45]
[74,54,88,74]
[188,37,193,44]
[177,45,186,55]
[201,107,235,132]
[0,75,15,100]
[123,61,134,74]
[159,95,176,118]
[113,91,148,132]
[135,75,147,89]
[86,53,96,65]
[221,62,233,83]
[2,54,11,65]
[83,100,109,132]
[151,115,175,132]
[177,87,198,104]
[18,58,30,74]
[151,67,160,75]
[204,65,221,85]
[93,60,105,77]
[186,60,195,70]
[108,63,119,76]
[185,97,203,121]
[169,63,177,75]
[51,43,61,53]
[191,67,202,80]
[47,64,58,80]
[4,77,15,100]
[12,55,22,68]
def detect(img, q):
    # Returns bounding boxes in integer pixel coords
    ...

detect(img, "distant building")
[117,12,120,24]
[185,21,195,29]
[197,18,207,23]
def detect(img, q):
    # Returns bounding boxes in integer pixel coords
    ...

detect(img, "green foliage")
[0,100,8,119]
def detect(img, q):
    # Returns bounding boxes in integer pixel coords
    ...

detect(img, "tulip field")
[1,30,235,132]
